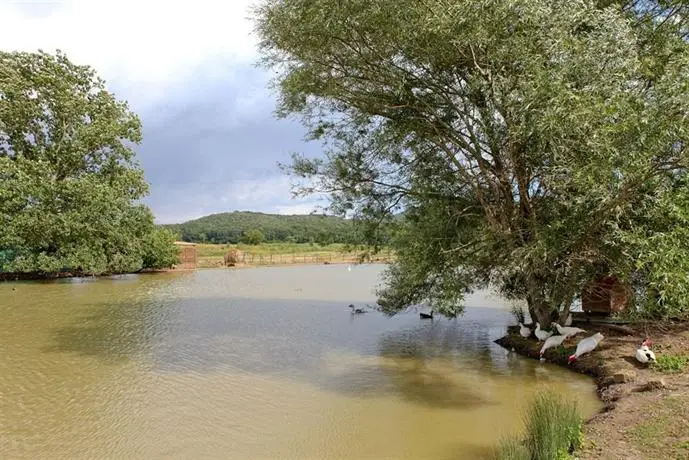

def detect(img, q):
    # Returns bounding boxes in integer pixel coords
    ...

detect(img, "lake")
[0,264,601,459]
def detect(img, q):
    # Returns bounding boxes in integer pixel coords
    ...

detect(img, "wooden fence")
[197,251,392,268]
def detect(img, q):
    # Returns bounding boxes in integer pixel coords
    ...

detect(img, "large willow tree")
[255,0,689,323]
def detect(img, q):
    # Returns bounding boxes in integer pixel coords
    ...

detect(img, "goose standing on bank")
[535,323,553,341]
[519,322,531,338]
[568,332,604,364]
[635,338,656,364]
[540,334,568,359]
[552,322,587,339]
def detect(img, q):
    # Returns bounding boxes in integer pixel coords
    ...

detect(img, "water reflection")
[0,266,601,459]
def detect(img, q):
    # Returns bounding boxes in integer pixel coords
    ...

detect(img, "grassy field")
[194,243,393,268]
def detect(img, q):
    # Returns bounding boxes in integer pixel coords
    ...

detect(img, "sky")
[0,0,325,223]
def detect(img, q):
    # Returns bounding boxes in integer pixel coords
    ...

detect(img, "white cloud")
[0,0,260,108]
[0,1,327,221]
[274,203,322,215]
[151,175,325,224]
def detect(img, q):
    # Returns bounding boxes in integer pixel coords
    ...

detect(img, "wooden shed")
[173,242,197,270]
[581,276,632,315]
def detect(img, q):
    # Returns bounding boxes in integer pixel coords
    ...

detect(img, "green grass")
[652,354,689,374]
[193,243,393,268]
[495,391,583,460]
[626,394,689,458]
[676,440,689,451]
[196,242,352,257]
[494,437,530,460]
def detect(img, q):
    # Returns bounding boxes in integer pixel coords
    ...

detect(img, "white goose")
[635,339,656,364]
[518,322,531,338]
[552,322,586,339]
[535,322,553,341]
[539,334,568,359]
[568,332,604,364]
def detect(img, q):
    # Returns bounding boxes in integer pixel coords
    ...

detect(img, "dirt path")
[496,321,689,460]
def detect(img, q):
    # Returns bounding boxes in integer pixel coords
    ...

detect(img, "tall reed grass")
[495,391,583,460]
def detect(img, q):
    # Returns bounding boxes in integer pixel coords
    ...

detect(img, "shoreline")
[495,321,689,459]
[0,259,388,282]
[495,327,619,410]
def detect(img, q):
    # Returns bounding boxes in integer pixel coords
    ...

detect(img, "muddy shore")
[495,321,689,459]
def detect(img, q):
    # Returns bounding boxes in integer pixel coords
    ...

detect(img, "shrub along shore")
[495,320,689,459]
[0,243,394,281]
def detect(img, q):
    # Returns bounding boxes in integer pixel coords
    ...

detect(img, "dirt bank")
[496,321,689,459]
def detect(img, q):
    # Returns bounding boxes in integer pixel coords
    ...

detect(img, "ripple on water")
[0,265,602,459]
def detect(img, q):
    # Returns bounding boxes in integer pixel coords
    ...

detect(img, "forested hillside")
[164,211,370,244]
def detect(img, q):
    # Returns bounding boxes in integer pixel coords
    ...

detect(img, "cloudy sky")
[0,0,325,223]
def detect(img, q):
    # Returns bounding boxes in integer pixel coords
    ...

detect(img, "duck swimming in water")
[349,304,366,314]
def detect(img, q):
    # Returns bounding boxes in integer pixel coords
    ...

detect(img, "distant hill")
[163,211,366,245]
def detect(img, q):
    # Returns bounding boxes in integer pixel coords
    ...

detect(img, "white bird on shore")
[564,313,573,327]
[568,332,604,364]
[540,334,568,359]
[535,322,553,341]
[552,322,586,338]
[635,338,656,364]
[519,322,531,338]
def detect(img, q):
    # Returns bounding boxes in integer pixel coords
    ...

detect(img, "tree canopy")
[0,50,178,275]
[254,0,689,322]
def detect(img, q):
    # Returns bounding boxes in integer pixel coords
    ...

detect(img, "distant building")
[173,242,197,270]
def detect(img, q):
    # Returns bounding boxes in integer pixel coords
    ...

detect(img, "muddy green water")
[0,264,601,459]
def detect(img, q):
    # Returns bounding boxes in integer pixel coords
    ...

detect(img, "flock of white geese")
[519,315,657,365]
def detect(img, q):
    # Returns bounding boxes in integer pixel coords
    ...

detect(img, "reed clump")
[495,391,583,460]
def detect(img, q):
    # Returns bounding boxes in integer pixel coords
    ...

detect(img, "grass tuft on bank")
[652,353,689,374]
[496,391,583,460]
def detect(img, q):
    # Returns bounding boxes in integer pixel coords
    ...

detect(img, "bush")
[495,391,583,460]
[242,229,265,245]
[141,228,180,269]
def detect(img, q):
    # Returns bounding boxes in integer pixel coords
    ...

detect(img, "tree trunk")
[526,295,538,326]
[526,286,554,327]
[558,306,571,325]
